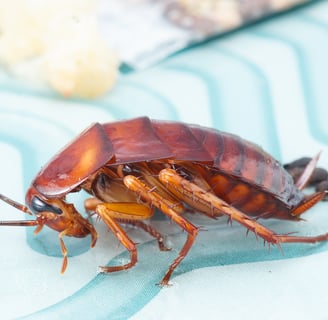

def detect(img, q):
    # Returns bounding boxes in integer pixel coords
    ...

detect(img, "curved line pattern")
[117,81,181,119]
[20,225,328,320]
[251,18,328,144]
[163,64,225,128]
[0,76,182,121]
[0,2,327,319]
[209,45,281,158]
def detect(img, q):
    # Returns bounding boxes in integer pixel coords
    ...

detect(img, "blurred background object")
[0,0,315,98]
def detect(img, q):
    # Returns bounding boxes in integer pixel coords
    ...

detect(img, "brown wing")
[33,123,114,197]
[103,117,213,163]
[102,117,174,164]
[151,120,212,161]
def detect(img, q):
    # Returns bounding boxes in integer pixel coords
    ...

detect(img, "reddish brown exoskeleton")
[0,117,327,286]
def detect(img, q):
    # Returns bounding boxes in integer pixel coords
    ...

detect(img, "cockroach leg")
[86,199,154,221]
[33,221,44,235]
[96,204,138,272]
[59,232,68,274]
[118,219,171,251]
[86,197,170,250]
[123,175,199,286]
[158,169,276,244]
[274,231,328,244]
[84,197,103,213]
[159,168,328,248]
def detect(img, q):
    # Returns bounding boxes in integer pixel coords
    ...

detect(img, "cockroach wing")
[103,117,174,163]
[32,123,114,197]
[102,117,212,163]
[151,120,212,161]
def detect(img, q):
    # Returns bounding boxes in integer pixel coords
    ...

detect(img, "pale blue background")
[0,1,328,319]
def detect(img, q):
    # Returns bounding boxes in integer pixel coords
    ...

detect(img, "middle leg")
[123,175,199,286]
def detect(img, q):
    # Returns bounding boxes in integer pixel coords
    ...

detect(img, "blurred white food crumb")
[0,0,119,98]
[0,1,45,64]
[43,13,119,98]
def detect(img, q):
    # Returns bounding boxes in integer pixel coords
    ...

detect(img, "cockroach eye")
[31,196,62,215]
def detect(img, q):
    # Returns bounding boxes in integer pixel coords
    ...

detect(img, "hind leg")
[159,168,328,246]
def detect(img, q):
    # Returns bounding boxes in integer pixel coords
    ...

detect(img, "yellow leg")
[96,204,138,272]
[85,198,169,250]
[87,200,170,272]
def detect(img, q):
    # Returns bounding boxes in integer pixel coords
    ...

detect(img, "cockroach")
[0,117,328,286]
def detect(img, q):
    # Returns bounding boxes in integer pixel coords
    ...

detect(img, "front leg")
[96,204,138,272]
[91,202,154,272]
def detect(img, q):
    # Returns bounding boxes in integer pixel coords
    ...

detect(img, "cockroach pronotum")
[0,117,328,286]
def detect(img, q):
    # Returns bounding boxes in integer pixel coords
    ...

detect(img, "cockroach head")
[25,186,97,240]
